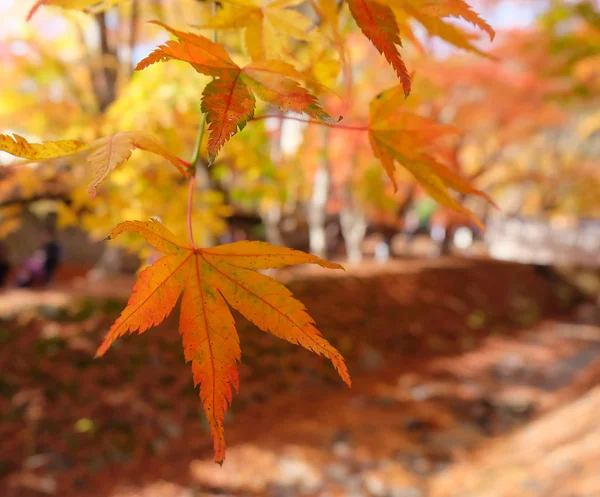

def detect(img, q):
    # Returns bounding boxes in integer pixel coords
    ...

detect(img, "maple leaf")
[135,21,335,164]
[198,0,313,61]
[27,0,123,21]
[368,86,496,228]
[96,219,351,464]
[0,132,188,199]
[0,133,87,159]
[85,132,188,199]
[403,9,493,59]
[346,0,411,96]
[402,0,495,41]
[346,0,494,93]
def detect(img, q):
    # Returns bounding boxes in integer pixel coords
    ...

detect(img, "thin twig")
[187,175,197,248]
[250,114,367,131]
[186,0,217,248]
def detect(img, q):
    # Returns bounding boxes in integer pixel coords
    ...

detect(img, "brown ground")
[0,257,599,497]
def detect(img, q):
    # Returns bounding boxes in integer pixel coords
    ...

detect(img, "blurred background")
[0,0,599,496]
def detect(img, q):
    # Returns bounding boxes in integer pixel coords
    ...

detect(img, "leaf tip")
[26,1,43,21]
[327,262,345,271]
[471,215,487,232]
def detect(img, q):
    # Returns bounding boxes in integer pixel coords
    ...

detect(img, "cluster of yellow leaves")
[198,0,313,61]
[27,0,122,20]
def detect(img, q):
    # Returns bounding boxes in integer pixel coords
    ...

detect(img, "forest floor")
[1,257,599,497]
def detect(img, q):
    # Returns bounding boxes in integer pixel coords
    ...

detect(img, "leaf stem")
[187,109,208,249]
[187,0,216,250]
[187,174,197,249]
[250,114,368,132]
[190,113,207,174]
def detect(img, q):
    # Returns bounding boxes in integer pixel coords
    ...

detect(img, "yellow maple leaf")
[85,131,188,199]
[0,132,188,199]
[0,133,87,160]
[198,0,313,61]
[96,219,351,464]
[27,0,124,20]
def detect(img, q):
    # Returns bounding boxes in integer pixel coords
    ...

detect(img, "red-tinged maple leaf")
[368,85,496,228]
[96,219,351,464]
[346,0,494,93]
[136,21,335,164]
[346,0,412,97]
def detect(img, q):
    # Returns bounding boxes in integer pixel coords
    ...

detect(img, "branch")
[0,193,71,209]
[250,114,366,132]
[94,11,118,112]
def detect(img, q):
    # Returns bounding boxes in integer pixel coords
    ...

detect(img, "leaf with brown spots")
[96,219,351,464]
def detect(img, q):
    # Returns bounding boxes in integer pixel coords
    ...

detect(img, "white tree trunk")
[308,129,331,258]
[261,205,284,246]
[340,207,366,264]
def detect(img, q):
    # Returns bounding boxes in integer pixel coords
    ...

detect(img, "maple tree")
[0,0,512,463]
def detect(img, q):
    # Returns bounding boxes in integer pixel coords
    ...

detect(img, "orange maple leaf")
[410,0,495,41]
[136,21,335,164]
[368,85,497,228]
[96,219,351,464]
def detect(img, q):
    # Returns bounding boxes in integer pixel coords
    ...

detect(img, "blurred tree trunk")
[391,184,416,256]
[340,157,366,263]
[258,111,285,245]
[340,206,366,263]
[119,0,139,81]
[89,9,126,276]
[92,12,118,112]
[261,207,284,245]
[308,129,330,258]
